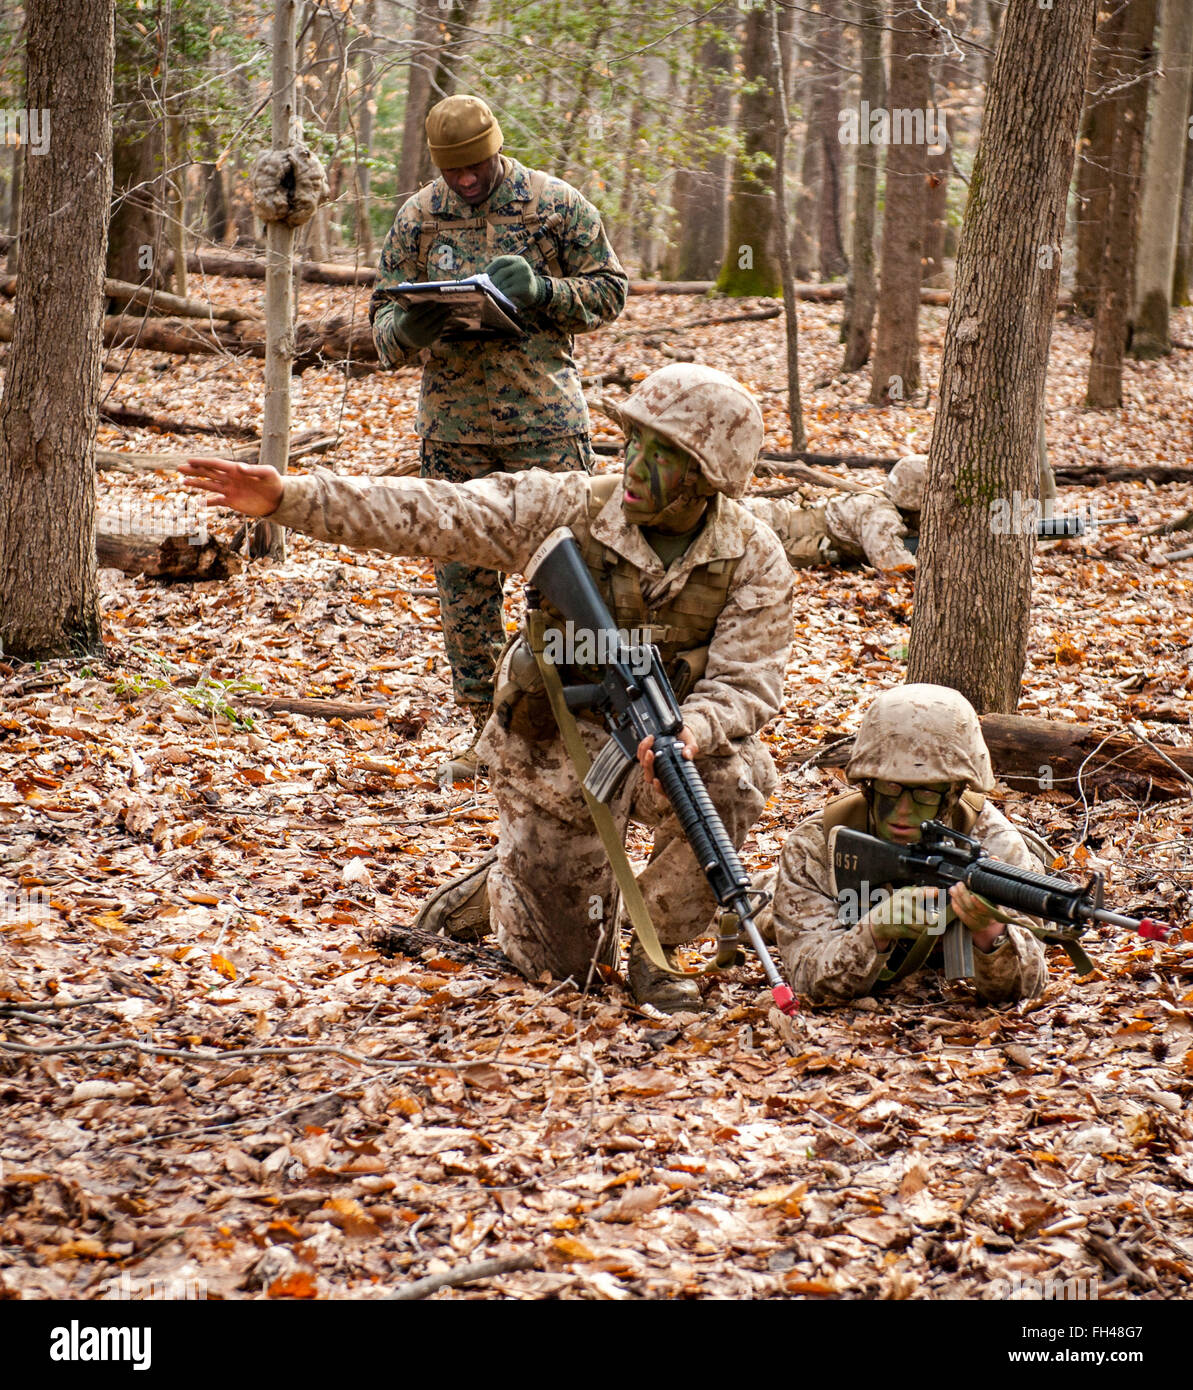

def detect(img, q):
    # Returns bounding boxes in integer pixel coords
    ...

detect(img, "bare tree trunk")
[1131,0,1193,357]
[1174,81,1193,305]
[0,0,114,659]
[790,15,823,282]
[668,30,732,281]
[868,0,937,404]
[303,9,344,264]
[1074,5,1131,317]
[255,0,300,562]
[5,138,21,275]
[353,1,377,257]
[415,1,483,189]
[615,98,644,267]
[906,0,1098,713]
[716,7,782,296]
[108,26,163,287]
[199,125,229,245]
[1086,0,1158,407]
[166,112,187,299]
[814,0,848,279]
[770,0,806,449]
[921,143,950,286]
[397,2,436,201]
[841,0,885,371]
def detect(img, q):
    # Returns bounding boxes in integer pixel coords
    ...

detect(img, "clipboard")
[373,272,527,341]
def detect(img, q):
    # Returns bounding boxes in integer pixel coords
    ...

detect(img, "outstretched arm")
[180,457,283,515]
[181,456,590,575]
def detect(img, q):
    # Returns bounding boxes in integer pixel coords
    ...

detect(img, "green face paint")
[871,782,952,845]
[621,428,709,530]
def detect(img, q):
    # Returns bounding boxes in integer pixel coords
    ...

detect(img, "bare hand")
[637,727,699,793]
[949,882,1006,951]
[180,456,284,517]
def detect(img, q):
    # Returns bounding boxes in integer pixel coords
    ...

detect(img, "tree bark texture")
[6,139,21,275]
[814,0,848,280]
[668,31,732,281]
[353,2,377,257]
[906,0,1099,714]
[1087,0,1158,407]
[868,1,937,404]
[770,0,806,450]
[0,0,114,659]
[415,1,484,190]
[256,0,300,562]
[96,529,241,582]
[716,8,782,296]
[108,28,163,287]
[1173,78,1193,304]
[1130,0,1193,356]
[841,0,885,372]
[921,144,950,286]
[397,2,437,202]
[1073,5,1127,317]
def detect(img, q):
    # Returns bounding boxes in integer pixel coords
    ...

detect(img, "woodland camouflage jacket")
[370,157,628,446]
[270,468,793,758]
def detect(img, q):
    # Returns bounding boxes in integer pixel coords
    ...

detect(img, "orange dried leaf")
[210,953,237,981]
[268,1270,319,1299]
[552,1236,599,1262]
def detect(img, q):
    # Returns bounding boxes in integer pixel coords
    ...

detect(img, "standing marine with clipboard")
[369,96,629,782]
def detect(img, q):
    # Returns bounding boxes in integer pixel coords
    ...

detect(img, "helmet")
[612,364,763,499]
[847,684,994,792]
[884,454,928,511]
[426,96,503,169]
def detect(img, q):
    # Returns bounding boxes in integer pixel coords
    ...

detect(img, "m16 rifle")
[830,820,1171,980]
[524,528,796,1015]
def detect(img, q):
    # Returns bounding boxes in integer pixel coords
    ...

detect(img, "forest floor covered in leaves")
[1,280,1192,1301]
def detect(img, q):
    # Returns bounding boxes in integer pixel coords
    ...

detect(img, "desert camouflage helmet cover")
[847,683,994,792]
[613,363,764,498]
[884,454,928,511]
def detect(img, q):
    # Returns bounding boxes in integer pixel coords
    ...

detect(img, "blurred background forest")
[4,1,1175,298]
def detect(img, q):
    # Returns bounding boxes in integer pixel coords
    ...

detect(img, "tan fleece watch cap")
[426,96,503,169]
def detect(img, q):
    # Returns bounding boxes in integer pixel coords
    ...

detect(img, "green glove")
[393,300,453,349]
[863,886,948,943]
[484,255,549,308]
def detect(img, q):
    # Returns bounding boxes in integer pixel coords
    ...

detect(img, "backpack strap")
[414,169,565,279]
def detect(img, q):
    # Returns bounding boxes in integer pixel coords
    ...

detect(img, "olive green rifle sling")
[526,607,700,979]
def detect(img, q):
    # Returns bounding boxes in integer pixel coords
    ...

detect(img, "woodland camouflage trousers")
[475,718,778,982]
[419,436,594,709]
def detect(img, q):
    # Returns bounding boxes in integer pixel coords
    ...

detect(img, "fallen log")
[103,278,261,323]
[760,450,901,471]
[1,274,260,322]
[1051,462,1193,487]
[784,452,1193,487]
[100,312,266,357]
[95,429,335,473]
[187,249,376,285]
[100,402,260,439]
[796,712,1193,799]
[96,529,242,581]
[234,694,387,720]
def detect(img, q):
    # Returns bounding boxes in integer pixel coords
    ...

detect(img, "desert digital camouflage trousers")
[475,718,778,981]
[419,436,594,708]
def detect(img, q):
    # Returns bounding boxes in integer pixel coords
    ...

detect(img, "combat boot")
[414,848,496,942]
[628,936,705,1014]
[436,705,491,784]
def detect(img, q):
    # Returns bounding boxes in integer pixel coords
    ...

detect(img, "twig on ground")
[387,1252,538,1301]
[1129,721,1193,797]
